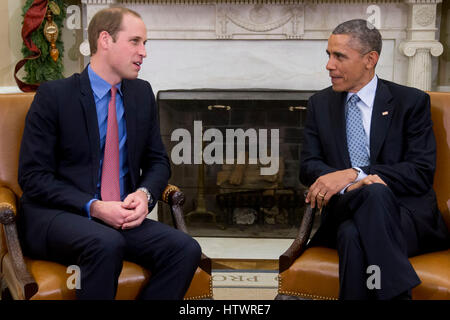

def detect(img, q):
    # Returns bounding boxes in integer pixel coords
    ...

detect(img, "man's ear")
[97,31,111,51]
[365,51,379,69]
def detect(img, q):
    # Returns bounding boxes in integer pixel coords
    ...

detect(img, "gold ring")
[318,192,325,198]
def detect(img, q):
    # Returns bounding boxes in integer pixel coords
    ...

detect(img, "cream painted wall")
[0,0,24,88]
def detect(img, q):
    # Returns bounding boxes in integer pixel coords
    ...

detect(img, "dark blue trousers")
[45,213,201,300]
[311,184,421,300]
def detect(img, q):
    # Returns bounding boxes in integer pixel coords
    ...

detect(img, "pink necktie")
[101,86,120,201]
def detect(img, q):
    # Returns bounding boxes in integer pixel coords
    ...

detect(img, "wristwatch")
[137,187,154,206]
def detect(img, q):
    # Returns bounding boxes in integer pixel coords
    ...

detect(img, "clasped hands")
[90,190,149,230]
[305,169,386,210]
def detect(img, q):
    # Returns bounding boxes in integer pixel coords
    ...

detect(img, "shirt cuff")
[353,167,368,182]
[339,167,368,194]
[84,199,98,220]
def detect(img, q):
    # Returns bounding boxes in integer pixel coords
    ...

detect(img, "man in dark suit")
[18,6,201,300]
[300,19,448,300]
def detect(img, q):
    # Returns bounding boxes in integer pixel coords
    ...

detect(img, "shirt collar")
[87,64,122,100]
[346,74,378,108]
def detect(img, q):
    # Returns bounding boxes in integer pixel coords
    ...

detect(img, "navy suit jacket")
[18,67,171,258]
[300,79,448,253]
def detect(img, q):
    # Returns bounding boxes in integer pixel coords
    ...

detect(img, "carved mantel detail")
[414,6,435,27]
[216,4,304,39]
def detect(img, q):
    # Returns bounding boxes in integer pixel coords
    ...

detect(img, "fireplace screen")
[157,89,315,238]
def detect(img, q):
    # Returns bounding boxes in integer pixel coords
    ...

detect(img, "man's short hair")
[332,19,382,55]
[88,6,141,56]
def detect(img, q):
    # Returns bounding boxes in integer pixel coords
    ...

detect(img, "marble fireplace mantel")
[80,0,443,92]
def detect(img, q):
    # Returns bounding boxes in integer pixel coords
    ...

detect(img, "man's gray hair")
[332,19,382,55]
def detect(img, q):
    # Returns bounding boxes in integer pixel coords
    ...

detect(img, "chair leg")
[0,276,13,300]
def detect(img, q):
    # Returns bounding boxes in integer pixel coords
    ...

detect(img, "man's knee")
[357,183,401,219]
[186,237,202,261]
[171,232,202,268]
[360,183,394,201]
[85,230,125,259]
[179,234,201,259]
[337,220,361,247]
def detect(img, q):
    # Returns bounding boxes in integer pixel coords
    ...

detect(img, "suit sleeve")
[299,96,339,187]
[137,82,171,206]
[18,83,93,213]
[363,92,436,196]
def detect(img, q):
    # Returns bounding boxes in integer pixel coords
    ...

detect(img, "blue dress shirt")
[84,65,129,218]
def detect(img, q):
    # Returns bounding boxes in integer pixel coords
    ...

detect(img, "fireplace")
[157,89,315,238]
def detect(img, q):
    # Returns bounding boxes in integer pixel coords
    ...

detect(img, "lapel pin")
[382,111,389,116]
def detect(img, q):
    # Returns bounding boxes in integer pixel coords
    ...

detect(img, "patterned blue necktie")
[346,94,370,167]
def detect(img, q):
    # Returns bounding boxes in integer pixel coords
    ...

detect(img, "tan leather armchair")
[277,91,450,300]
[0,93,213,300]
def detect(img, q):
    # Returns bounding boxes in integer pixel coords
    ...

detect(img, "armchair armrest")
[279,204,316,273]
[160,184,211,275]
[0,187,17,217]
[161,184,187,233]
[0,187,38,299]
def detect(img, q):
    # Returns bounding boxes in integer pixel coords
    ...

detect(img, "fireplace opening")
[157,89,315,238]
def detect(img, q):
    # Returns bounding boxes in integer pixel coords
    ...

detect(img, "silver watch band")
[137,187,153,206]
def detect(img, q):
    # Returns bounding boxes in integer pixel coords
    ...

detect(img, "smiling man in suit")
[300,19,448,300]
[18,6,201,299]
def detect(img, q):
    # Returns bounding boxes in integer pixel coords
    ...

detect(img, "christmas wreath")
[14,0,66,92]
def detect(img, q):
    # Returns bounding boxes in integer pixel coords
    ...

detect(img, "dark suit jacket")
[300,78,448,253]
[18,67,171,258]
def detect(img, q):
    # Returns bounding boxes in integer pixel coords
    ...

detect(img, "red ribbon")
[14,0,48,92]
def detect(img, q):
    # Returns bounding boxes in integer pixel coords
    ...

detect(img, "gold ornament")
[43,9,59,62]
[48,1,61,16]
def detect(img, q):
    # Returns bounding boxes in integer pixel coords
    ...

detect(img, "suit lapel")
[79,68,101,192]
[121,80,137,186]
[331,91,351,167]
[370,80,394,163]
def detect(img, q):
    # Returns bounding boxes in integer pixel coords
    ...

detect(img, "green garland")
[21,0,66,84]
